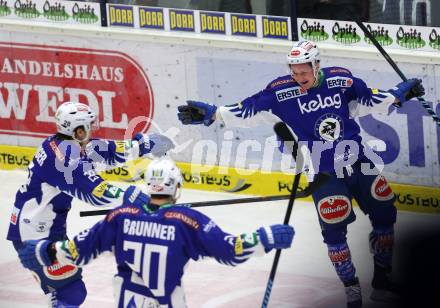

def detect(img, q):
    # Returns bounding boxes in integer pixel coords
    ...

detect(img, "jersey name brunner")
[123,218,176,241]
[298,93,342,114]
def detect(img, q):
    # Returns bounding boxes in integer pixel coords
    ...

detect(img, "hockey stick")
[261,122,305,308]
[80,194,293,217]
[80,169,327,217]
[354,19,440,127]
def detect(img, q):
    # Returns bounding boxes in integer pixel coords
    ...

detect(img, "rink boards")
[1,144,439,215]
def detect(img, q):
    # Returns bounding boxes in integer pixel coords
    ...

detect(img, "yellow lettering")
[232,16,237,33]
[116,9,121,23]
[281,22,287,36]
[250,19,256,33]
[110,7,115,23]
[219,18,224,31]
[140,10,163,27]
[188,15,193,28]
[201,14,224,32]
[170,11,176,28]
[201,14,207,31]
[232,17,255,34]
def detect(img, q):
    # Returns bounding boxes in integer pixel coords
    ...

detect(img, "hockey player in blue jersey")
[16,158,295,307]
[177,40,425,308]
[7,101,174,307]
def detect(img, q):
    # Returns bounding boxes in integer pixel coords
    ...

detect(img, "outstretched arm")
[85,134,175,167]
[178,89,277,128]
[345,76,424,117]
[177,210,294,266]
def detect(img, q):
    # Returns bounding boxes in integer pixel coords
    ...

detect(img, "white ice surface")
[0,169,438,308]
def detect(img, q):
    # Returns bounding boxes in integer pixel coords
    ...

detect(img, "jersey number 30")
[123,240,168,297]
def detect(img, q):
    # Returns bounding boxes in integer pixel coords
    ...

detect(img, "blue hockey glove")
[18,240,53,271]
[123,185,150,208]
[177,100,217,126]
[258,224,294,252]
[134,133,175,157]
[389,78,425,104]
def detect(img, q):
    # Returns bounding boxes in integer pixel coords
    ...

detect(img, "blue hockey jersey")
[218,67,396,173]
[7,136,139,242]
[56,203,265,307]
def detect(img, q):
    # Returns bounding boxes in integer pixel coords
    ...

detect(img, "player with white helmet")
[177,40,425,307]
[54,101,98,143]
[286,40,320,81]
[16,158,295,307]
[145,158,183,202]
[7,101,174,307]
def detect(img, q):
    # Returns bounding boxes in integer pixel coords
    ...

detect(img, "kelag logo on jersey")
[275,86,307,102]
[298,93,342,114]
[0,43,154,139]
[327,77,353,89]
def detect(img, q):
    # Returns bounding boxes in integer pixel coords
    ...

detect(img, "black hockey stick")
[261,122,308,308]
[354,19,440,127]
[80,194,294,217]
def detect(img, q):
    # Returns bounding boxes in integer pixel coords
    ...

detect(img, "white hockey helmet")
[145,158,183,198]
[55,102,97,141]
[286,40,320,65]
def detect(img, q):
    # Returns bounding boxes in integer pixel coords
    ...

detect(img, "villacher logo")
[0,0,11,17]
[300,20,329,42]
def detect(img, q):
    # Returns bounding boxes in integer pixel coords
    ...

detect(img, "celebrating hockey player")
[16,158,295,307]
[7,101,174,307]
[177,40,425,308]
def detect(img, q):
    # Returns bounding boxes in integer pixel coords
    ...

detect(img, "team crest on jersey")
[318,195,351,224]
[275,86,307,102]
[314,114,344,142]
[327,76,353,89]
[371,175,394,201]
[43,261,78,280]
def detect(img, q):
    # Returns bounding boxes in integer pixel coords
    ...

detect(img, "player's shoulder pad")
[161,206,202,230]
[43,137,79,162]
[266,75,296,90]
[106,205,142,222]
[324,66,353,77]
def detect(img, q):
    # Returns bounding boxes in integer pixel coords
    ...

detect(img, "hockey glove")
[134,133,175,157]
[18,240,53,271]
[123,185,150,209]
[389,78,425,104]
[177,100,217,126]
[258,224,294,252]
